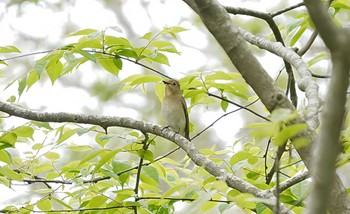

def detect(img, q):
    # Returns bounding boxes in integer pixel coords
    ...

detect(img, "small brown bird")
[161,79,190,140]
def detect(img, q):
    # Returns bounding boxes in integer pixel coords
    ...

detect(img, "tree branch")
[303,0,350,213]
[0,101,290,213]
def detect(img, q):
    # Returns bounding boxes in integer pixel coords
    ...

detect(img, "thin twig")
[207,93,270,121]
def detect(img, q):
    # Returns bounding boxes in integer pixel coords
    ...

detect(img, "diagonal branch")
[0,100,291,213]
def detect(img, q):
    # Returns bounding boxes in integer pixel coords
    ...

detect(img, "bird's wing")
[181,96,190,140]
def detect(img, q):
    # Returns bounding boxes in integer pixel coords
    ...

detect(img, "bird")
[161,79,190,140]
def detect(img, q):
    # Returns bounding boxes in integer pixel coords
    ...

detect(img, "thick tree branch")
[183,1,350,213]
[303,0,350,213]
[237,28,320,130]
[0,101,292,213]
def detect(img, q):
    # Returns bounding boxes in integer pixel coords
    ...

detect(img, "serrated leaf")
[0,46,21,53]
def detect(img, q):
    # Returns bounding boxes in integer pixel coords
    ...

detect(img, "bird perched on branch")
[161,79,190,140]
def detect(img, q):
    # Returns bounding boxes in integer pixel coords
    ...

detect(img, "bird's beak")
[163,80,170,85]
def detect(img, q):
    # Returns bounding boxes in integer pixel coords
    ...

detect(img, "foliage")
[0,1,350,213]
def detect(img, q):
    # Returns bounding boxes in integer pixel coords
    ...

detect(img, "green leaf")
[149,40,174,49]
[234,193,256,209]
[44,152,60,160]
[115,189,134,203]
[37,198,52,211]
[2,165,22,181]
[161,26,188,38]
[0,150,12,164]
[27,69,40,89]
[230,151,251,166]
[63,51,76,65]
[0,60,8,66]
[46,61,63,84]
[112,160,132,186]
[105,36,132,48]
[12,126,34,139]
[290,24,307,46]
[307,52,329,67]
[221,98,229,112]
[0,46,21,53]
[244,122,276,139]
[98,57,122,76]
[78,149,107,166]
[76,49,96,63]
[34,60,50,76]
[68,28,98,37]
[291,180,309,199]
[6,96,16,103]
[150,52,169,65]
[155,82,165,102]
[51,196,73,210]
[0,132,17,149]
[18,76,27,96]
[32,121,53,130]
[142,166,159,183]
[57,128,77,145]
[33,163,54,174]
[88,196,108,208]
[93,149,122,173]
[138,150,154,162]
[115,49,138,59]
[270,108,297,122]
[140,32,153,40]
[275,123,307,146]
[256,203,268,214]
